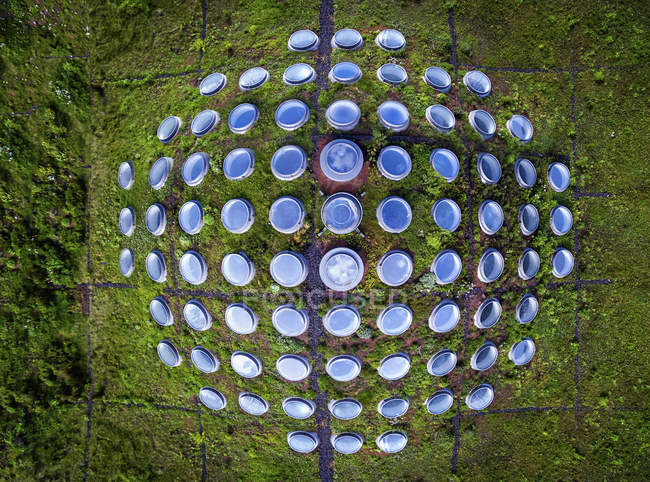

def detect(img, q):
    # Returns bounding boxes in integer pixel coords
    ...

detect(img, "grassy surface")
[1,0,649,479]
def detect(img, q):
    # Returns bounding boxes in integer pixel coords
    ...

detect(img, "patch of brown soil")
[312,136,369,195]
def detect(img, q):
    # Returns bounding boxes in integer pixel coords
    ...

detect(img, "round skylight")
[149,157,173,190]
[270,251,308,287]
[238,392,268,416]
[145,203,166,236]
[150,296,173,326]
[473,298,502,329]
[425,389,454,415]
[182,152,209,186]
[179,250,208,285]
[119,248,134,278]
[470,341,498,371]
[269,196,305,234]
[507,115,534,143]
[157,116,182,144]
[329,61,362,84]
[228,103,259,134]
[223,148,255,180]
[477,248,504,283]
[468,110,497,140]
[157,339,182,367]
[428,299,461,333]
[432,198,462,232]
[465,383,494,410]
[118,161,134,190]
[550,205,573,236]
[323,304,361,337]
[427,348,457,376]
[183,299,212,331]
[231,351,262,378]
[516,293,539,324]
[377,396,410,418]
[238,67,269,91]
[119,207,135,236]
[478,200,504,235]
[551,247,574,278]
[325,99,361,131]
[276,354,311,382]
[431,249,462,284]
[282,397,315,419]
[378,352,410,380]
[283,63,316,85]
[288,29,319,52]
[191,345,219,373]
[518,247,541,280]
[225,302,258,335]
[275,99,310,131]
[199,72,227,96]
[270,145,307,181]
[319,247,364,291]
[547,162,571,192]
[377,146,411,180]
[287,432,319,453]
[221,252,255,287]
[376,303,413,335]
[321,193,363,234]
[519,203,540,236]
[375,28,405,51]
[331,432,364,455]
[328,398,362,420]
[319,139,364,182]
[178,200,204,235]
[221,198,255,234]
[191,109,219,137]
[331,28,363,50]
[145,250,167,283]
[376,431,407,454]
[376,196,412,233]
[377,63,408,85]
[326,355,362,382]
[377,251,413,287]
[514,158,537,188]
[463,70,492,97]
[430,148,460,182]
[509,337,536,365]
[272,304,308,337]
[199,387,226,411]
[377,100,410,132]
[423,67,452,92]
[425,104,456,133]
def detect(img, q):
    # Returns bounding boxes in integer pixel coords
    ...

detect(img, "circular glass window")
[468,110,497,140]
[223,148,255,180]
[325,99,361,131]
[376,431,407,454]
[145,250,167,283]
[149,157,173,190]
[119,248,134,277]
[228,103,259,134]
[377,251,413,287]
[463,70,492,97]
[326,355,362,382]
[376,303,412,335]
[275,99,310,131]
[328,398,362,420]
[221,252,255,286]
[323,304,361,337]
[276,354,311,382]
[377,397,410,418]
[179,250,208,285]
[238,67,269,91]
[283,397,315,419]
[269,196,305,234]
[321,193,363,234]
[473,298,502,329]
[287,432,319,453]
[150,296,173,326]
[425,104,455,133]
[514,158,537,188]
[118,161,134,190]
[331,28,363,50]
[145,203,166,236]
[427,349,457,376]
[429,299,460,333]
[478,200,504,235]
[519,203,540,236]
[518,247,540,280]
[470,341,498,371]
[547,162,571,192]
[191,345,219,373]
[238,392,268,416]
[182,152,209,186]
[477,248,504,283]
[376,196,412,233]
[157,339,181,367]
[331,432,364,455]
[551,247,574,278]
[221,198,255,234]
[377,145,411,181]
[183,299,212,331]
[157,116,182,144]
[199,72,227,96]
[231,351,262,378]
[271,145,307,181]
[465,383,494,410]
[507,115,533,143]
[509,337,536,365]
[288,29,319,52]
[319,139,364,182]
[199,387,226,410]
[516,293,539,324]
[119,207,136,236]
[377,63,408,85]
[319,247,364,291]
[283,63,316,85]
[432,198,462,232]
[225,303,258,335]
[191,109,219,137]
[430,148,460,182]
[329,61,362,84]
[377,100,410,132]
[270,251,308,287]
[272,304,308,337]
[375,28,405,51]
[423,66,452,92]
[178,200,204,235]
[431,249,462,284]
[425,389,454,415]
[550,205,573,236]
[378,352,410,380]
